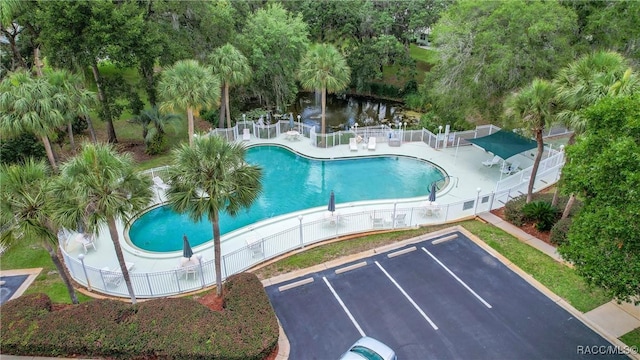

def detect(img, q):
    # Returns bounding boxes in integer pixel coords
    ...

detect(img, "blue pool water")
[129,146,445,252]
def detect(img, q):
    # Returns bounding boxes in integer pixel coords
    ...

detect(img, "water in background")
[287,92,402,133]
[129,146,444,252]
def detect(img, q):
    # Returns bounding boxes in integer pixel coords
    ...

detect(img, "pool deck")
[64,135,534,279]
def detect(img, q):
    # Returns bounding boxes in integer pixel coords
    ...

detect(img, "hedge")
[0,272,278,360]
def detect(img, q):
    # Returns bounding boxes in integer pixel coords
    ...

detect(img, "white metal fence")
[60,122,566,298]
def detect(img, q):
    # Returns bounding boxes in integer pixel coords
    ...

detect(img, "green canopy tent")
[468,130,538,160]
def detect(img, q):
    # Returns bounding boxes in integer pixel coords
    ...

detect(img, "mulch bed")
[490,207,554,246]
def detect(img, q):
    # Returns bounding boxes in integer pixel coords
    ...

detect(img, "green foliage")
[559,95,640,303]
[504,193,577,228]
[620,328,640,350]
[0,273,279,359]
[521,201,560,231]
[550,218,571,246]
[0,134,45,165]
[145,132,166,156]
[426,0,577,123]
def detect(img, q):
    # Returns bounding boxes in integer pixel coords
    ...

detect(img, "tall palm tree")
[553,51,639,217]
[297,43,351,136]
[166,136,262,297]
[504,79,557,203]
[158,60,221,146]
[46,68,98,148]
[0,71,67,171]
[209,43,252,129]
[0,159,79,304]
[51,143,153,304]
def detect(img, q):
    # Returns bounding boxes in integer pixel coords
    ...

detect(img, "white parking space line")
[323,276,366,337]
[374,261,439,330]
[421,247,492,309]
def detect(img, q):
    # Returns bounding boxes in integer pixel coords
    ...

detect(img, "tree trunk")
[1,27,27,69]
[33,46,44,77]
[41,135,58,172]
[526,130,544,203]
[321,86,327,135]
[91,61,118,143]
[562,193,576,219]
[218,86,225,129]
[67,122,76,152]
[107,217,136,304]
[225,82,232,129]
[187,107,195,145]
[211,212,223,297]
[85,115,98,143]
[551,186,559,207]
[43,241,79,304]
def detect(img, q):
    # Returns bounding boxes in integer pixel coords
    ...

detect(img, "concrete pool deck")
[62,135,536,281]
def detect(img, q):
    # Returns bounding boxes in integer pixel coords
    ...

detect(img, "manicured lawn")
[620,328,640,350]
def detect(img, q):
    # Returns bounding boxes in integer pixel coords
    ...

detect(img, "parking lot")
[265,231,626,359]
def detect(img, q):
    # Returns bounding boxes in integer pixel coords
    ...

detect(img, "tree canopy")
[559,95,640,303]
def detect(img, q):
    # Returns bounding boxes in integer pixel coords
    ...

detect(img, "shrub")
[504,194,528,226]
[0,273,278,360]
[522,201,560,231]
[550,218,572,246]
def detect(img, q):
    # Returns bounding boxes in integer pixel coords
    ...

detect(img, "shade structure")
[182,234,193,260]
[429,183,437,202]
[467,130,538,160]
[328,191,336,214]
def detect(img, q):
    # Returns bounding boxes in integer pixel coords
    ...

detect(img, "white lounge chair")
[101,262,135,287]
[153,176,169,190]
[349,137,358,151]
[367,137,377,150]
[370,215,385,229]
[501,161,520,175]
[393,213,407,227]
[482,155,501,167]
[242,128,251,141]
[74,233,97,254]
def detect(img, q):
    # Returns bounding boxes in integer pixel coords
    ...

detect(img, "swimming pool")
[128,146,445,252]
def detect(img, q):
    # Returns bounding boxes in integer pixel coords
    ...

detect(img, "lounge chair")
[370,215,385,229]
[482,155,501,167]
[501,161,520,175]
[153,176,169,191]
[392,213,407,227]
[74,233,97,254]
[349,137,358,151]
[367,137,377,150]
[242,128,251,141]
[101,262,135,287]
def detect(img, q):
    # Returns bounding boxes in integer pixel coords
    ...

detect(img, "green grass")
[409,44,438,65]
[620,328,640,350]
[0,239,92,303]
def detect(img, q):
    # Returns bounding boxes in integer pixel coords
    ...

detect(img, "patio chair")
[349,137,358,151]
[501,161,520,175]
[482,155,501,167]
[370,215,385,229]
[153,176,169,191]
[100,262,134,287]
[242,128,251,141]
[367,136,377,150]
[393,213,407,227]
[74,233,97,254]
[246,234,263,258]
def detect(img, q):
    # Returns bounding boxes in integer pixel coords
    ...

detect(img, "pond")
[286,92,403,133]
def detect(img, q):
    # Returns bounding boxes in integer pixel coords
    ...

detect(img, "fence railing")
[61,120,568,298]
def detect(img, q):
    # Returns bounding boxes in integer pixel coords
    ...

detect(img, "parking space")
[265,231,626,359]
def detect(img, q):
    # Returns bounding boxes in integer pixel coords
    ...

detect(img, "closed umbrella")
[328,191,336,215]
[289,113,295,130]
[182,234,193,260]
[429,183,437,203]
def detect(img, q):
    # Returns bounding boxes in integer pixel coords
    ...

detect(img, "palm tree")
[51,143,153,304]
[131,106,181,154]
[46,68,98,148]
[553,51,639,217]
[0,159,79,304]
[297,43,351,136]
[209,44,252,129]
[0,71,68,171]
[165,136,262,297]
[504,79,557,203]
[158,60,221,146]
